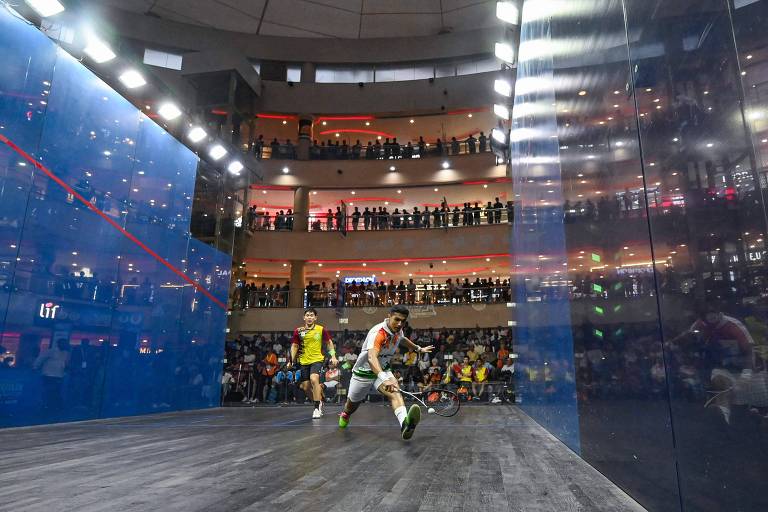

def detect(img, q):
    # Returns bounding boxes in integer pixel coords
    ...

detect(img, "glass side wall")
[512,0,768,510]
[0,6,230,427]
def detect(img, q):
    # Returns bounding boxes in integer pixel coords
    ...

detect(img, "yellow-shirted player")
[289,308,338,418]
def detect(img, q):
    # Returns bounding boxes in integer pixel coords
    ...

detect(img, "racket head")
[423,388,460,417]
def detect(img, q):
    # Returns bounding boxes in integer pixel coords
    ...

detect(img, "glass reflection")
[0,6,230,427]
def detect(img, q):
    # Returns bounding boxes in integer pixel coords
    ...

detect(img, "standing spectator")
[479,131,487,152]
[352,207,361,230]
[326,209,334,231]
[451,137,460,155]
[253,134,264,159]
[286,209,294,231]
[407,278,417,304]
[392,208,402,229]
[418,136,426,157]
[413,207,422,229]
[397,281,407,303]
[466,134,477,154]
[433,206,441,228]
[422,206,431,229]
[340,140,349,159]
[401,209,410,229]
[363,207,372,230]
[485,202,494,225]
[371,206,379,230]
[404,141,413,158]
[473,202,482,225]
[270,138,280,158]
[377,207,387,230]
[335,206,344,231]
[452,205,460,227]
[34,338,70,413]
[435,138,444,156]
[258,348,278,402]
[493,197,504,223]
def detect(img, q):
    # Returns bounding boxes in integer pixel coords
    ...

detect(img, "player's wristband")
[328,349,336,357]
[378,371,389,382]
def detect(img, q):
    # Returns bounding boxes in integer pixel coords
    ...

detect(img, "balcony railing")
[250,138,494,161]
[232,285,513,310]
[245,206,513,232]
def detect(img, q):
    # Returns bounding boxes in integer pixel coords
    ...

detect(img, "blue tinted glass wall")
[0,6,229,427]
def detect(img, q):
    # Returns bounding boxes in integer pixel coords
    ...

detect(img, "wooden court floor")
[0,404,646,512]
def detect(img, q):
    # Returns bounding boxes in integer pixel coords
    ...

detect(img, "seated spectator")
[500,357,515,383]
[472,359,489,401]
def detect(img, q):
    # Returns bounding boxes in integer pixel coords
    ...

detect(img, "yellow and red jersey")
[291,324,332,365]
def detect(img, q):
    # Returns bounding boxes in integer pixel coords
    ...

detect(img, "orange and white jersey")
[352,320,404,378]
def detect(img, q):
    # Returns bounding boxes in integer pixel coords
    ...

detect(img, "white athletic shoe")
[312,407,322,419]
[318,402,324,417]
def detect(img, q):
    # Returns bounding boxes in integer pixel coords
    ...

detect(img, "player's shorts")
[298,362,324,383]
[347,370,395,403]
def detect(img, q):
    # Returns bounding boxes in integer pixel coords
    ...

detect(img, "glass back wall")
[0,5,231,427]
[512,0,768,511]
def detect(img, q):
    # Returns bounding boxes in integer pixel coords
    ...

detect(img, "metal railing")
[232,284,513,310]
[250,139,493,160]
[244,206,513,232]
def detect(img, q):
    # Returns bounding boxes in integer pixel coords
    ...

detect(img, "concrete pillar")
[222,71,238,144]
[301,62,316,84]
[289,260,306,308]
[297,114,313,160]
[293,186,310,233]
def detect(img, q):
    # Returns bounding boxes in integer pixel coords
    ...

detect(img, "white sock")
[394,406,407,426]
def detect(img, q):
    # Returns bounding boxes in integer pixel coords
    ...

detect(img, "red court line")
[0,133,228,310]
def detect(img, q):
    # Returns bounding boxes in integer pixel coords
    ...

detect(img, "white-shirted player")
[338,305,433,439]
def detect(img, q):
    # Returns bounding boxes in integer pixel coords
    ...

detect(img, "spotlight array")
[20,1,253,183]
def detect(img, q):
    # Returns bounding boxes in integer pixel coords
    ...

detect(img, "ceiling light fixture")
[187,126,207,143]
[496,1,519,24]
[26,0,64,17]
[83,36,116,63]
[493,104,510,120]
[158,103,182,121]
[227,161,244,174]
[494,79,512,97]
[495,42,515,64]
[119,70,146,89]
[209,145,227,161]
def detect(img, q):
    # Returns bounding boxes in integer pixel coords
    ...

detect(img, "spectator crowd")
[232,277,514,310]
[251,133,492,161]
[222,326,516,404]
[244,198,514,232]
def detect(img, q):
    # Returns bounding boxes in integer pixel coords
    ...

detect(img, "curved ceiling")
[96,0,500,39]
